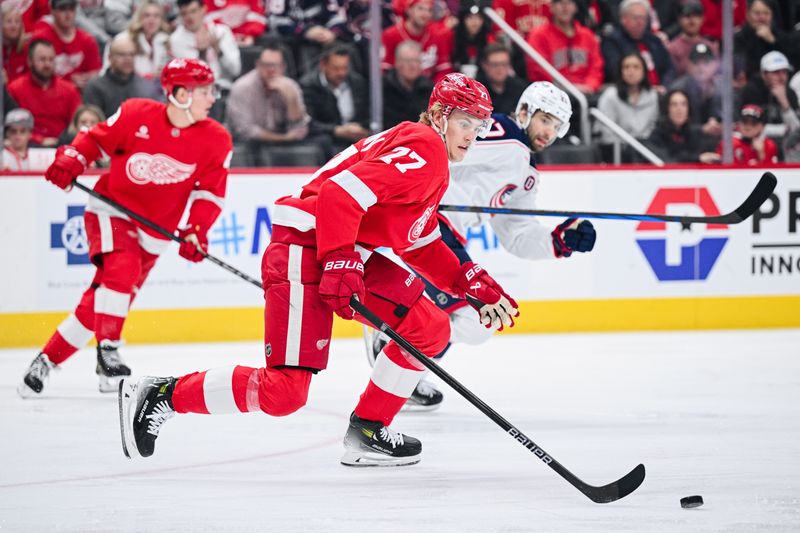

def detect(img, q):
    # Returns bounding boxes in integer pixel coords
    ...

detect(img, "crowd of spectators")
[3,0,800,170]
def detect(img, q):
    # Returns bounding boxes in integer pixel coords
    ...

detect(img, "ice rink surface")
[1,329,799,532]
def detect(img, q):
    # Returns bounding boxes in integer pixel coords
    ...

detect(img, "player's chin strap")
[167,93,196,125]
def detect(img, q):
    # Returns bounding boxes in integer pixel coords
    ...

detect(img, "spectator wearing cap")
[666,1,719,77]
[383,40,434,128]
[525,0,604,95]
[451,1,495,77]
[740,51,800,138]
[601,0,675,90]
[7,38,81,147]
[83,33,161,119]
[733,0,800,81]
[31,0,102,90]
[716,104,778,165]
[3,108,34,170]
[669,42,723,137]
[381,0,452,81]
[476,43,526,115]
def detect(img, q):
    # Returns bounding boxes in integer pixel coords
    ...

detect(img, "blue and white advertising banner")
[1,167,797,315]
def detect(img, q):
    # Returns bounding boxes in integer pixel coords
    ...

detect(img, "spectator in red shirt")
[525,0,604,95]
[7,38,81,146]
[381,0,452,81]
[2,5,29,83]
[32,0,102,90]
[717,104,779,165]
[700,0,746,42]
[6,0,50,33]
[203,0,267,47]
[491,0,549,37]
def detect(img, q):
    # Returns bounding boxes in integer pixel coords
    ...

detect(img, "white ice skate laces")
[379,426,405,449]
[415,380,438,398]
[98,344,126,368]
[146,401,175,437]
[29,354,55,381]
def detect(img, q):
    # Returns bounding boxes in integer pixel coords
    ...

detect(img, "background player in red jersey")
[18,58,233,397]
[118,73,518,467]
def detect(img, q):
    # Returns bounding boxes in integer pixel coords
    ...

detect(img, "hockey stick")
[439,171,777,224]
[71,181,264,290]
[350,297,645,504]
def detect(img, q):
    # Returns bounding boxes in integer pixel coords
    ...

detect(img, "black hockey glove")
[552,218,596,258]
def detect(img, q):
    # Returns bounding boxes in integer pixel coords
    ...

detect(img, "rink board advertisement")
[1,167,798,346]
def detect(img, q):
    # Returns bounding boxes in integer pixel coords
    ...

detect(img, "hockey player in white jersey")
[368,81,596,409]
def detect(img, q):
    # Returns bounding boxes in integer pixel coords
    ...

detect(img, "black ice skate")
[341,412,421,467]
[118,376,176,459]
[18,353,56,398]
[403,379,444,412]
[96,340,131,393]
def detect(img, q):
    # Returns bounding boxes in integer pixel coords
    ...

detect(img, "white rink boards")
[2,330,799,532]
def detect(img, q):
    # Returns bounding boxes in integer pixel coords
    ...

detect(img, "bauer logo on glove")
[454,262,519,331]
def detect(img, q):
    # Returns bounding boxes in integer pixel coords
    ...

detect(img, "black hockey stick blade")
[439,172,777,224]
[578,463,646,504]
[350,297,645,504]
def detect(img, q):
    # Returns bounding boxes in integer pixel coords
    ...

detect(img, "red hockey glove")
[319,250,365,320]
[454,262,519,331]
[45,145,88,191]
[552,218,596,258]
[177,225,209,263]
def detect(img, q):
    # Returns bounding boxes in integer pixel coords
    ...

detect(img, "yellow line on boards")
[1,295,798,348]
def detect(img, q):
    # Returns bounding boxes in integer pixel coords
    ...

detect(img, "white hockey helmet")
[514,81,572,139]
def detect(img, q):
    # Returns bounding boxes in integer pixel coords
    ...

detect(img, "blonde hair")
[128,0,169,55]
[418,101,443,126]
[1,5,27,54]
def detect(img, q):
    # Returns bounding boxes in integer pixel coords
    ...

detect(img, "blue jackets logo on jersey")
[51,205,90,265]
[636,188,728,281]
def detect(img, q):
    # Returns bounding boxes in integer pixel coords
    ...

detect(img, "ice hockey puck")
[680,495,704,508]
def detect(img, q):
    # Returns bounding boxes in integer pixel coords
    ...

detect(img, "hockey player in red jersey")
[18,58,233,397]
[118,73,519,466]
[368,82,597,411]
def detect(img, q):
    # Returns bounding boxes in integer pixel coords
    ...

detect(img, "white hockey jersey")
[445,113,556,259]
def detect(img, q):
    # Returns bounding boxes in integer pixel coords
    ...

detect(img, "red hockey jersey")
[272,121,463,293]
[32,17,102,82]
[204,0,267,38]
[717,133,778,166]
[525,20,604,91]
[72,99,233,242]
[491,0,550,37]
[381,23,453,81]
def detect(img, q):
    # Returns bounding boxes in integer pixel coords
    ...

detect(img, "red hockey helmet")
[160,58,215,95]
[428,73,493,122]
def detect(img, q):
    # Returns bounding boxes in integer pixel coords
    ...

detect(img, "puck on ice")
[680,495,704,508]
